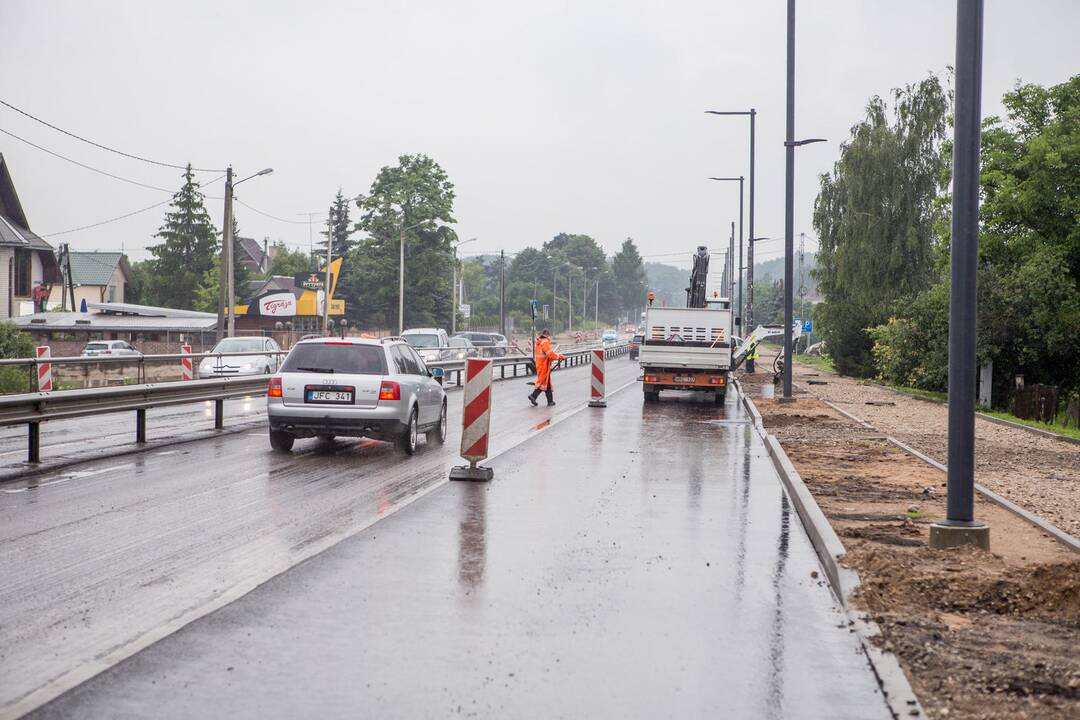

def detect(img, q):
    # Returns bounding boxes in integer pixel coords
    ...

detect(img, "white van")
[401,328,450,362]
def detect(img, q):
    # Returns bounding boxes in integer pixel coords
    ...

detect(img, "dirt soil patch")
[748,389,1080,720]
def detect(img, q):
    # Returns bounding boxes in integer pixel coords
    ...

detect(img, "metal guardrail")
[0,342,630,465]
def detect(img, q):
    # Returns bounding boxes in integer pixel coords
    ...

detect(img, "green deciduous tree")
[813,74,950,376]
[345,154,457,329]
[267,242,312,277]
[611,238,647,320]
[145,164,219,309]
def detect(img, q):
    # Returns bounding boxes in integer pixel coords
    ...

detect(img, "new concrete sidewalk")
[32,387,890,719]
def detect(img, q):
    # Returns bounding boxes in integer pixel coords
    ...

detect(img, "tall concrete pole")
[737,176,744,336]
[217,165,233,341]
[932,0,989,550]
[398,220,405,335]
[782,0,796,400]
[323,211,333,334]
[746,109,757,371]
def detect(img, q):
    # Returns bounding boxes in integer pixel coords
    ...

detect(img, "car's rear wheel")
[397,407,419,455]
[427,400,447,445]
[318,433,335,443]
[269,430,295,452]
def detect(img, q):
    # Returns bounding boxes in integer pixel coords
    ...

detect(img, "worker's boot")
[528,393,539,406]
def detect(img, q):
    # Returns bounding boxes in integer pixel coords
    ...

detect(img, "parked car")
[401,328,450,362]
[629,333,643,360]
[453,331,507,357]
[266,337,447,455]
[446,336,479,360]
[80,340,141,357]
[199,336,283,378]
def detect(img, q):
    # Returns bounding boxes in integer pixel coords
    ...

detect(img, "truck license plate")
[673,375,695,383]
[305,387,354,404]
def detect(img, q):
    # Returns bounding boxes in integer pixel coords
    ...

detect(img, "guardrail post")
[28,422,40,463]
[214,399,224,429]
[501,365,506,379]
[136,409,147,443]
[456,370,462,387]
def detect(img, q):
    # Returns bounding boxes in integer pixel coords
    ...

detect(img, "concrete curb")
[735,381,924,719]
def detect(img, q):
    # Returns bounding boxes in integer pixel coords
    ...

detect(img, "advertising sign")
[460,303,471,319]
[294,271,330,291]
[257,292,296,317]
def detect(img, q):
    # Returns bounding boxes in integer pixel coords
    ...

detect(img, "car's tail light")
[379,381,400,401]
[644,374,659,383]
[268,377,283,397]
[709,376,726,385]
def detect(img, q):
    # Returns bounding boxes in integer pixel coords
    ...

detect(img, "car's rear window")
[633,335,643,342]
[280,343,388,375]
[85,343,109,350]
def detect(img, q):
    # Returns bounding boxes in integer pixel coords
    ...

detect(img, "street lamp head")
[786,138,828,147]
[256,168,274,177]
[708,177,742,182]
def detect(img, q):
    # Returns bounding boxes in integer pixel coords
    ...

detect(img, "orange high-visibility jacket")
[533,336,564,391]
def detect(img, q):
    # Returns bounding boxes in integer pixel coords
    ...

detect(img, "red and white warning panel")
[450,357,495,481]
[589,348,606,407]
[36,346,52,392]
[180,344,193,381]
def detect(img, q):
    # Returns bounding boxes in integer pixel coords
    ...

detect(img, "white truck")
[639,247,733,404]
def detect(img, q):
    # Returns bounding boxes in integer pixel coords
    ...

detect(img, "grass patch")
[906,510,931,519]
[977,407,1080,442]
[895,386,947,403]
[794,354,835,374]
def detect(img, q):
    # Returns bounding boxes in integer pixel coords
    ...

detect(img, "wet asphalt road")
[1,358,641,718]
[21,377,888,719]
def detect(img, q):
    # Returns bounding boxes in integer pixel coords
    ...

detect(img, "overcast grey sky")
[1,0,1076,269]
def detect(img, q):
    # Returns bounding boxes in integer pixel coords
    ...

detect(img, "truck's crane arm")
[685,246,710,309]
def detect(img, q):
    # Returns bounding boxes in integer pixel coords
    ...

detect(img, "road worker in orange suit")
[529,328,565,406]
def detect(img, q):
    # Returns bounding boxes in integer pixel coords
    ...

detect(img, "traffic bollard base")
[450,464,494,482]
[588,400,607,408]
[928,521,990,551]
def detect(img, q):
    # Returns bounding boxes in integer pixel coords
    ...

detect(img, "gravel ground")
[749,351,1080,539]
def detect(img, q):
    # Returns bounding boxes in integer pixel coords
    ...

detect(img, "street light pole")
[931,0,990,550]
[705,108,756,365]
[783,0,796,400]
[398,220,405,336]
[323,213,333,334]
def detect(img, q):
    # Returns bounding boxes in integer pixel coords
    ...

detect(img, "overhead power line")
[40,199,171,238]
[234,198,311,225]
[1,127,177,193]
[0,98,224,172]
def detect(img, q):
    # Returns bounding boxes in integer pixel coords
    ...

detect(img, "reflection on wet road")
[1,358,641,717]
[27,381,889,719]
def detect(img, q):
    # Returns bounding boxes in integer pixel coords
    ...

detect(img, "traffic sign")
[530,299,540,319]
[802,319,813,333]
[460,303,471,319]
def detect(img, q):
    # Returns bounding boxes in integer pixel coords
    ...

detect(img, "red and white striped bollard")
[450,357,495,481]
[36,346,52,392]
[588,348,606,407]
[180,344,193,381]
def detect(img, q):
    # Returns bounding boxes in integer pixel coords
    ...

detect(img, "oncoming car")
[198,336,282,377]
[266,337,447,455]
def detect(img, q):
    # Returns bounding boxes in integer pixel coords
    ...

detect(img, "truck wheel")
[714,391,726,405]
[644,389,659,402]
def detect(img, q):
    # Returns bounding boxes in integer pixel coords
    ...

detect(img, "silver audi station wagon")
[266,337,447,455]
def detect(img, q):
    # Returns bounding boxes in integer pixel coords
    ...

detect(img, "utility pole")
[729,221,736,341]
[552,271,557,334]
[323,211,333,334]
[499,249,506,337]
[931,0,990,551]
[783,0,796,400]
[798,232,806,352]
[594,277,599,327]
[217,165,233,341]
[398,218,405,336]
[451,263,457,335]
[567,271,572,334]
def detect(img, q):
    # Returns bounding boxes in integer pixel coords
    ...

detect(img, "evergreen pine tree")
[316,189,355,258]
[146,164,219,309]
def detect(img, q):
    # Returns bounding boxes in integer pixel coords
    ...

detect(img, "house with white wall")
[49,251,131,309]
[0,153,60,320]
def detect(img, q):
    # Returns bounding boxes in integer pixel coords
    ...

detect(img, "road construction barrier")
[588,348,606,407]
[181,344,193,381]
[450,357,494,481]
[36,346,52,392]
